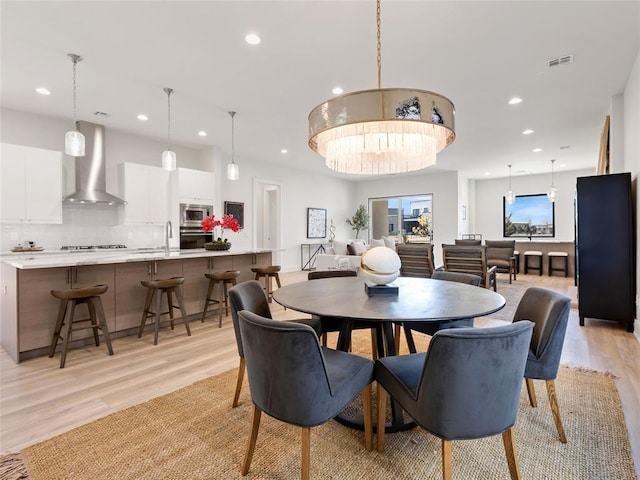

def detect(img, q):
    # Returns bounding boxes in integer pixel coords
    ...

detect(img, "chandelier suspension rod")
[376,0,382,90]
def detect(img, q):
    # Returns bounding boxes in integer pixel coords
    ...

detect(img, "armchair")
[486,240,517,283]
[442,244,497,291]
[396,242,436,277]
[376,321,534,480]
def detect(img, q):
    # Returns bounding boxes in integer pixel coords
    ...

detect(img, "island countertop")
[1,248,273,269]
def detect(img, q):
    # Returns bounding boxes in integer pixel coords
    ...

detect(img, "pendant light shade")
[162,87,176,171]
[308,0,455,175]
[547,159,558,202]
[227,111,239,180]
[65,54,85,157]
[505,164,515,204]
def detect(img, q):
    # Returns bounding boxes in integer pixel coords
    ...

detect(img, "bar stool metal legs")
[139,277,190,345]
[49,284,114,368]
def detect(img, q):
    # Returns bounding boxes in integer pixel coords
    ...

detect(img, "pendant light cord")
[163,87,174,150]
[229,111,236,165]
[376,0,382,89]
[550,159,555,187]
[72,59,78,126]
[508,164,512,189]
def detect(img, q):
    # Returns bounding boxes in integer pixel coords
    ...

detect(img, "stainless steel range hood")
[63,121,126,205]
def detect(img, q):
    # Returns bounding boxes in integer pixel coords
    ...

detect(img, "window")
[503,194,555,238]
[369,194,433,243]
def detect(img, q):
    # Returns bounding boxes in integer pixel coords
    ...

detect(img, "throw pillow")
[331,240,348,256]
[369,238,385,248]
[347,241,367,256]
[382,236,396,249]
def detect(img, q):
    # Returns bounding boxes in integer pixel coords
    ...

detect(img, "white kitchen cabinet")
[0,143,63,224]
[120,162,170,225]
[178,167,214,205]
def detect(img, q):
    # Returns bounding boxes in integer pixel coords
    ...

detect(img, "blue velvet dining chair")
[376,321,534,480]
[228,280,322,408]
[237,310,374,480]
[512,287,571,443]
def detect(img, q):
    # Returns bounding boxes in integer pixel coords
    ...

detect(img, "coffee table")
[272,276,506,431]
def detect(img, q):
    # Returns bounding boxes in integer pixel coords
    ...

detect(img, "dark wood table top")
[272,276,505,322]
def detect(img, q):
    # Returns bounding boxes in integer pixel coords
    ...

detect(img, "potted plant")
[346,204,369,239]
[201,214,240,250]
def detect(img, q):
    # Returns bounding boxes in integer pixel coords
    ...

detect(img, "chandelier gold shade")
[308,88,455,175]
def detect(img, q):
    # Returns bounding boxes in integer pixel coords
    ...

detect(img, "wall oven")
[180,228,212,249]
[180,203,213,228]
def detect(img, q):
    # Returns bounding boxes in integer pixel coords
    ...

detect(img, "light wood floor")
[1,271,639,477]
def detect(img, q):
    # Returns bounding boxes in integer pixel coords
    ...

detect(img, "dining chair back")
[228,280,321,408]
[238,310,374,479]
[396,242,436,277]
[485,240,517,283]
[513,287,571,443]
[454,238,482,246]
[376,321,534,480]
[442,244,497,291]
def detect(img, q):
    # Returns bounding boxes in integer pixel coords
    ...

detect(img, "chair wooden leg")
[502,427,522,480]
[321,332,328,347]
[232,357,245,408]
[525,377,537,407]
[93,296,114,355]
[138,287,154,338]
[442,439,452,480]
[49,300,67,357]
[153,288,162,345]
[301,427,311,480]
[174,286,190,336]
[166,290,175,330]
[376,384,387,452]
[85,299,101,347]
[59,300,76,368]
[369,330,378,361]
[362,384,373,451]
[545,379,567,443]
[241,405,262,476]
[201,279,215,322]
[394,323,401,353]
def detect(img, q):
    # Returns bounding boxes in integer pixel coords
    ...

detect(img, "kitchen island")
[0,248,272,363]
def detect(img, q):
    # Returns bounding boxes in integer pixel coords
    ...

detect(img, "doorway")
[253,179,281,265]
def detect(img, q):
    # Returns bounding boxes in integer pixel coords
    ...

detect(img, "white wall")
[354,171,459,265]
[474,168,594,242]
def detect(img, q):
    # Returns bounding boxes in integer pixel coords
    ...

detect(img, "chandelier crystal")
[162,87,176,171]
[65,54,85,157]
[505,164,515,204]
[308,0,455,175]
[547,159,558,202]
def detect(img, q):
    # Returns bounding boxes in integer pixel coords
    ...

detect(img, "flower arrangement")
[201,214,240,250]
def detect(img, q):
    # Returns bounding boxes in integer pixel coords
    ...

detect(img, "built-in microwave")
[180,203,212,228]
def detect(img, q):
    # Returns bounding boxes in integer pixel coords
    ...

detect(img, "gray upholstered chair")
[396,242,436,277]
[486,240,517,283]
[308,270,381,358]
[238,310,374,479]
[394,270,482,353]
[513,287,571,443]
[376,322,534,480]
[442,244,497,291]
[228,280,322,408]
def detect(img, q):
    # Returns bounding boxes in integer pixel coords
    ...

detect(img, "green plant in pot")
[201,214,240,250]
[346,204,369,239]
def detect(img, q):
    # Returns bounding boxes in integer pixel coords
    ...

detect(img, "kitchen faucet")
[165,220,173,254]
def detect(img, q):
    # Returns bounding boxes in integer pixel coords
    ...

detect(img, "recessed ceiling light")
[532,148,542,153]
[35,87,51,95]
[280,149,288,154]
[560,163,567,167]
[198,131,207,137]
[484,172,490,176]
[137,114,148,121]
[508,97,523,105]
[522,129,535,135]
[245,33,261,45]
[332,87,344,95]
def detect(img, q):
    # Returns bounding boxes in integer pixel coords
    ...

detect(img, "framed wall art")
[307,207,327,239]
[224,201,244,229]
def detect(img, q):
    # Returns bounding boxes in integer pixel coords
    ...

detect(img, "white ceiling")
[1,1,639,181]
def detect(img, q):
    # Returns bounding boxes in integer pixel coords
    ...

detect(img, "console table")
[300,243,328,270]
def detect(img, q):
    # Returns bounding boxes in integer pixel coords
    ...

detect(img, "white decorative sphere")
[360,246,401,285]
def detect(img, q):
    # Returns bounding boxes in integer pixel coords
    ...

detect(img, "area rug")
[5,361,636,479]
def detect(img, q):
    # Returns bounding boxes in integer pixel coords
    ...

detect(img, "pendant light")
[162,87,176,171]
[227,111,239,180]
[308,0,455,175]
[505,164,515,204]
[547,159,558,202]
[64,54,85,157]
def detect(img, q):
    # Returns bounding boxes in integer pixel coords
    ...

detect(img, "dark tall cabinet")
[576,173,635,332]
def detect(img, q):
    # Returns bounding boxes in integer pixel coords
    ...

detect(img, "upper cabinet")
[0,143,63,224]
[120,162,170,225]
[178,167,214,205]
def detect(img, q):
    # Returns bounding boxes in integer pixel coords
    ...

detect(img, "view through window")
[503,193,555,237]
[369,194,433,243]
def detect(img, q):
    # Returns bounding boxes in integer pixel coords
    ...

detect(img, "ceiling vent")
[93,111,111,118]
[547,54,574,68]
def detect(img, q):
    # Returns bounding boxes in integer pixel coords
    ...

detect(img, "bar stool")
[138,277,190,345]
[548,251,569,277]
[513,249,520,274]
[523,251,543,275]
[251,266,282,303]
[202,270,241,327]
[49,284,113,368]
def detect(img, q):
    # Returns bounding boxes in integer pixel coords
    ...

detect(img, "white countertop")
[1,248,272,269]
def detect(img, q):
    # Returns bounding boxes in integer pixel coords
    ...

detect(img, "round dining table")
[272,275,506,431]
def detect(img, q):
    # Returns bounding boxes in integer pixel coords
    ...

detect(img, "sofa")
[314,237,396,271]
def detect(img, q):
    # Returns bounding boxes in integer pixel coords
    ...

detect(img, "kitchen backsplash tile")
[1,204,164,251]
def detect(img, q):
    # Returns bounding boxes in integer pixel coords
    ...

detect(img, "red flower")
[201,214,240,240]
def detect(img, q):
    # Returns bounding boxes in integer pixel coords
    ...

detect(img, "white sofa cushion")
[382,236,396,249]
[331,240,349,255]
[369,238,385,248]
[347,241,367,256]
